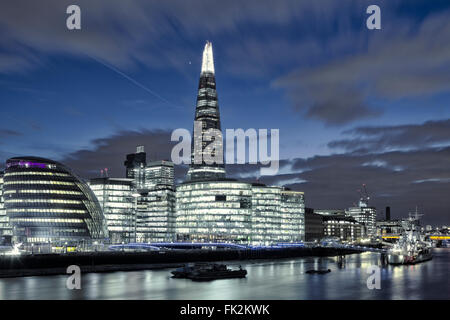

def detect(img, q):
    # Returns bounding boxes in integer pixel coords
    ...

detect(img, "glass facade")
[280,190,305,242]
[251,187,304,245]
[251,185,281,244]
[133,159,176,243]
[89,178,135,244]
[187,41,226,182]
[346,205,377,237]
[0,171,12,238]
[3,157,108,245]
[144,161,174,190]
[176,180,252,243]
[124,146,146,189]
[136,189,176,243]
[176,181,305,245]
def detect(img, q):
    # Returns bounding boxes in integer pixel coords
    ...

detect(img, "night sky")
[0,0,449,225]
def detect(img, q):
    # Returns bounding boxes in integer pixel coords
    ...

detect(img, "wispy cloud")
[328,119,450,152]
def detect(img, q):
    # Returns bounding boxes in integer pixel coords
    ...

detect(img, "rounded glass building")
[3,157,109,246]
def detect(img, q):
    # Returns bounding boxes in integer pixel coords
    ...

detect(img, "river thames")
[0,249,448,300]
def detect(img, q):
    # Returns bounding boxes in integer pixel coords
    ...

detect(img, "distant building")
[425,225,433,232]
[385,206,391,220]
[4,157,108,246]
[323,215,363,242]
[346,200,376,237]
[376,220,403,236]
[304,208,324,241]
[89,177,135,244]
[124,146,146,189]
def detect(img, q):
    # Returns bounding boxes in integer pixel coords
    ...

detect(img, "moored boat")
[387,210,433,265]
[306,269,331,274]
[171,263,247,281]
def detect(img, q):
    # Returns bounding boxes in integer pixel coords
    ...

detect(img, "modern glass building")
[280,190,305,242]
[176,180,252,243]
[144,160,174,190]
[346,202,377,237]
[0,171,12,239]
[176,181,305,245]
[3,157,108,246]
[134,159,176,243]
[136,188,176,242]
[89,177,135,244]
[124,146,146,189]
[186,41,226,182]
[251,185,281,244]
[250,186,304,245]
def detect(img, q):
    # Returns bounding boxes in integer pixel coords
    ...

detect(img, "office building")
[89,177,135,244]
[3,157,108,246]
[136,189,176,242]
[304,208,324,241]
[135,160,176,243]
[124,146,146,189]
[0,171,12,241]
[279,189,305,243]
[376,219,403,236]
[144,160,174,190]
[251,185,304,245]
[346,195,377,237]
[176,180,305,245]
[323,215,363,242]
[176,180,253,243]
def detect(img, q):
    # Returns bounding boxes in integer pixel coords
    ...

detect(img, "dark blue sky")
[0,0,449,225]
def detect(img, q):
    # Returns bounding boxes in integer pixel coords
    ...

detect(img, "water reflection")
[0,249,448,300]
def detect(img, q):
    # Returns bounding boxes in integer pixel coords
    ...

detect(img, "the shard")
[186,41,226,181]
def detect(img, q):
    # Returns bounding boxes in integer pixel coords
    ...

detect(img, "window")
[215,195,226,201]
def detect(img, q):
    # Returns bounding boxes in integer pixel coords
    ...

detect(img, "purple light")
[7,161,48,169]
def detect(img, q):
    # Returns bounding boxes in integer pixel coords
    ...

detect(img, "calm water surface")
[0,249,448,300]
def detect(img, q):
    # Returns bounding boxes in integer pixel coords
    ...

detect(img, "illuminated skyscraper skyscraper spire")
[201,41,215,74]
[187,41,226,181]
